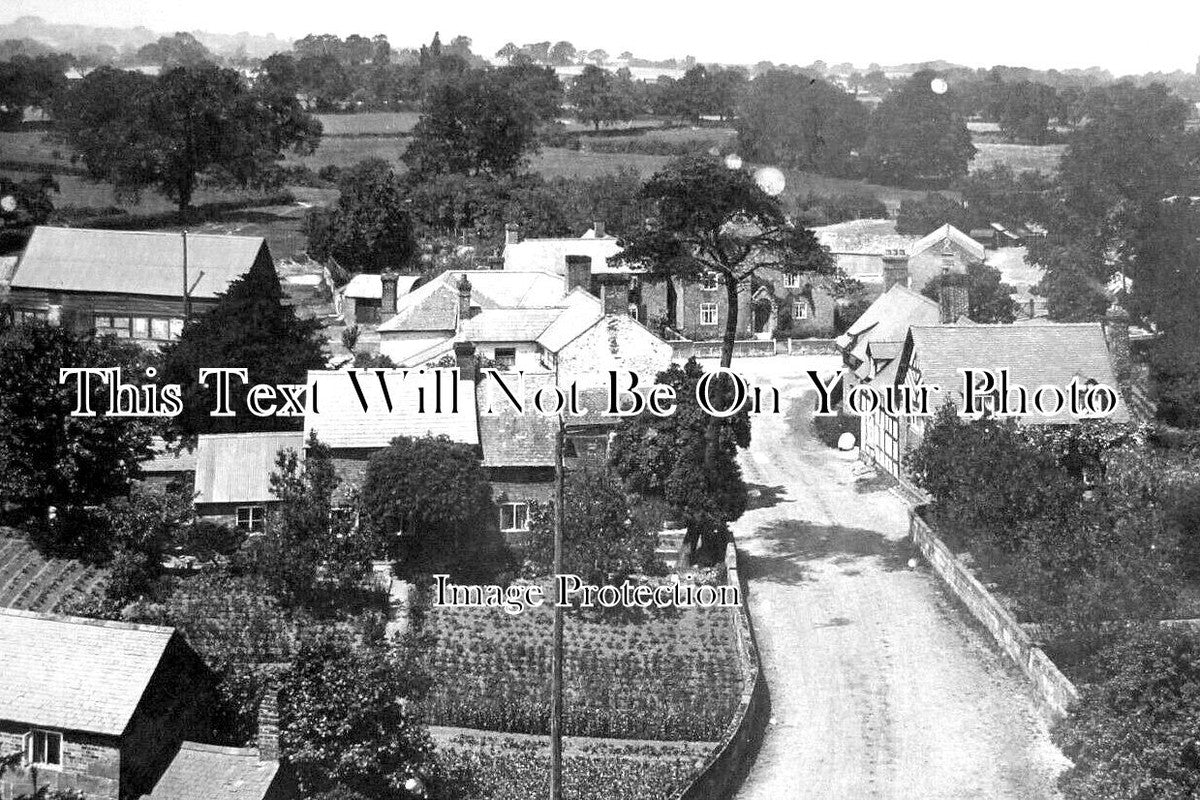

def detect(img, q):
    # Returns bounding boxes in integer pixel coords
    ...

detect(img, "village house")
[192,432,306,531]
[0,609,215,800]
[338,272,422,326]
[858,322,1130,479]
[6,227,272,344]
[814,220,983,291]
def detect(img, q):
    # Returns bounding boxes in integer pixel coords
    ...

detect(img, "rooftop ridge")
[31,225,265,243]
[0,606,175,636]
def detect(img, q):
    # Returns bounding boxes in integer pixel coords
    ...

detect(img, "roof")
[460,308,568,342]
[911,224,987,262]
[343,273,421,300]
[0,608,177,735]
[12,227,268,300]
[535,291,604,352]
[148,742,279,800]
[477,375,560,467]
[304,369,479,449]
[194,433,305,505]
[836,283,940,376]
[377,270,567,333]
[503,233,626,274]
[897,323,1129,424]
[813,219,916,255]
[141,437,198,475]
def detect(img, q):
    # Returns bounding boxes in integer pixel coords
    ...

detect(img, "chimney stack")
[881,250,909,291]
[1104,302,1131,396]
[564,255,592,294]
[453,340,477,382]
[595,274,630,316]
[938,268,969,324]
[504,223,520,246]
[593,220,606,238]
[257,685,280,762]
[381,272,399,316]
[456,273,473,321]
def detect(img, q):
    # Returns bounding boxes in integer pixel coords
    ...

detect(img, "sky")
[4,0,1200,76]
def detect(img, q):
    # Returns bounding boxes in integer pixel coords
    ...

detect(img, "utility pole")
[181,229,192,320]
[549,416,565,800]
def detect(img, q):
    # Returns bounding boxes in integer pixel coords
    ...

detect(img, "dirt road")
[721,356,1067,800]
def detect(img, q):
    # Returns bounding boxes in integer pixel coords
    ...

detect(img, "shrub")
[812,409,858,449]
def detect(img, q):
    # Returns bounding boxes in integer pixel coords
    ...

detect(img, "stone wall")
[669,339,776,360]
[0,725,121,800]
[670,541,769,800]
[908,509,1078,720]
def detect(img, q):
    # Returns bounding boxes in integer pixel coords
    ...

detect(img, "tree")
[135,32,213,68]
[403,69,541,179]
[360,435,493,561]
[567,64,635,131]
[527,469,658,580]
[57,64,321,212]
[894,192,972,235]
[993,80,1059,144]
[280,634,438,799]
[609,359,751,563]
[617,155,834,368]
[305,159,417,272]
[490,62,563,123]
[0,54,68,128]
[159,254,326,440]
[956,165,1055,231]
[548,41,577,66]
[863,69,976,186]
[495,42,519,63]
[251,434,376,605]
[0,322,156,528]
[922,261,1018,323]
[0,173,57,254]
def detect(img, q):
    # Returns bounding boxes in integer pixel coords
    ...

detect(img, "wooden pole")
[181,229,191,320]
[550,416,565,800]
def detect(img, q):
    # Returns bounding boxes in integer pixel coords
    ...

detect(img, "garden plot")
[0,534,107,612]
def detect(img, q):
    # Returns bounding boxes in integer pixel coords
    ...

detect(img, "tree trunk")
[720,277,739,369]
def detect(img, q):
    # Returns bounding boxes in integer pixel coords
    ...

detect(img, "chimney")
[1104,302,1131,395]
[881,250,909,291]
[593,220,606,238]
[453,340,477,382]
[456,273,473,321]
[505,223,521,246]
[381,272,399,316]
[595,274,630,316]
[257,686,280,762]
[938,268,969,324]
[564,255,592,295]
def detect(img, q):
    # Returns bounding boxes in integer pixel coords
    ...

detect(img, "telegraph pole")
[181,229,192,320]
[549,416,565,800]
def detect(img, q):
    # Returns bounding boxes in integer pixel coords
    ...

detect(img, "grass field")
[971,141,1065,175]
[315,111,420,136]
[0,129,71,165]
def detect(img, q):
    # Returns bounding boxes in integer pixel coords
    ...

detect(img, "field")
[419,586,744,741]
[315,111,420,136]
[0,129,72,166]
[433,727,710,799]
[971,141,1065,175]
[0,534,107,612]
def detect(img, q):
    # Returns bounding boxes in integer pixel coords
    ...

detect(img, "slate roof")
[911,223,987,262]
[194,433,305,505]
[0,608,177,735]
[12,226,267,300]
[813,219,916,255]
[897,323,1129,424]
[535,291,604,352]
[836,284,940,377]
[460,308,568,342]
[377,270,567,333]
[477,375,560,467]
[148,742,279,800]
[503,233,626,274]
[304,369,479,449]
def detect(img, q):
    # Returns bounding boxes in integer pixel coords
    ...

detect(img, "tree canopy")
[921,261,1018,324]
[305,159,417,272]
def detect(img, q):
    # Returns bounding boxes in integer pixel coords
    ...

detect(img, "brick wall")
[555,314,672,387]
[673,278,753,341]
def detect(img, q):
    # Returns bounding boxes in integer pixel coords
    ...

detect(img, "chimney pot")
[456,273,473,321]
[504,223,520,246]
[380,272,399,316]
[593,220,606,238]
[564,255,592,294]
[453,340,477,382]
[595,274,630,316]
[938,271,970,324]
[881,251,910,291]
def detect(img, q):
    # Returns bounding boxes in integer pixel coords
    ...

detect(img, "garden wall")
[668,338,839,360]
[670,540,769,800]
[908,509,1078,720]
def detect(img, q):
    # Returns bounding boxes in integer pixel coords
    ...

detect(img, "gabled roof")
[149,742,280,800]
[12,226,268,300]
[194,432,305,505]
[911,224,987,262]
[460,308,568,342]
[0,608,179,735]
[304,369,479,449]
[503,233,626,274]
[377,270,567,333]
[836,283,940,376]
[477,374,559,467]
[534,291,604,352]
[896,323,1129,424]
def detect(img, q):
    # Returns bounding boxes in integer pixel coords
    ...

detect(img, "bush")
[812,409,859,449]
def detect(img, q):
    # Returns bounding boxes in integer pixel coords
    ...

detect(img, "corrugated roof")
[0,608,176,735]
[477,375,559,467]
[836,284,940,376]
[12,226,268,300]
[194,432,305,505]
[304,369,479,449]
[898,323,1129,424]
[911,224,987,262]
[148,742,279,800]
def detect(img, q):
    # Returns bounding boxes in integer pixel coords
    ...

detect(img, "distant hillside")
[0,15,291,59]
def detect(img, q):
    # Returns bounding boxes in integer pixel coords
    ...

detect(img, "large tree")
[305,159,417,272]
[135,32,214,69]
[566,64,637,131]
[159,254,326,439]
[617,155,834,368]
[56,64,321,212]
[0,53,68,128]
[863,69,977,186]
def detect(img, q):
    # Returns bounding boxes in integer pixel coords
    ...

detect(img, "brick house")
[6,227,271,346]
[192,432,306,532]
[0,609,214,800]
[814,220,982,292]
[751,266,837,337]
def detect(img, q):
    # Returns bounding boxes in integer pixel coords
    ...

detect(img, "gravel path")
[721,356,1067,800]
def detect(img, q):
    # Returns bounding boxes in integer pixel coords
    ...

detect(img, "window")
[699,273,719,291]
[793,301,810,320]
[628,304,639,321]
[17,309,48,324]
[493,347,517,369]
[94,315,182,341]
[500,502,529,532]
[150,318,171,341]
[699,303,718,326]
[236,506,265,533]
[132,316,150,339]
[783,273,801,288]
[24,730,62,769]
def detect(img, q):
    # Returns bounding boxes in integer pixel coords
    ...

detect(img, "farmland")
[971,141,1065,175]
[418,585,744,741]
[0,534,107,613]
